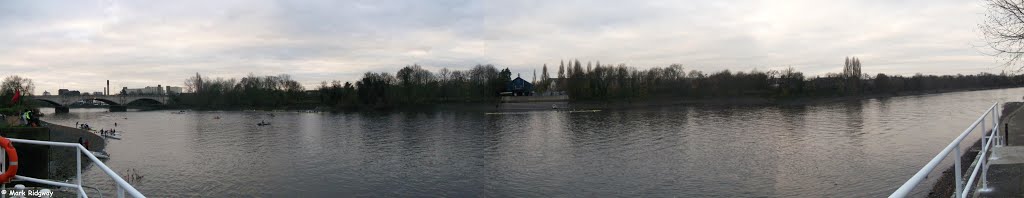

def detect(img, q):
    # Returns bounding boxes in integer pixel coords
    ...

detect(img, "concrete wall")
[44,122,105,151]
[43,122,105,181]
[0,122,106,184]
[0,127,50,184]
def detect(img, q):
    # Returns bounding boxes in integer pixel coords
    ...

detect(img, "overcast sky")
[0,0,1003,94]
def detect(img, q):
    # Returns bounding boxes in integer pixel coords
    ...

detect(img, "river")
[38,88,1024,197]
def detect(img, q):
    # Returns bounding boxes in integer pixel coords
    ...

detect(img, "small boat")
[214,116,221,119]
[91,151,110,159]
[103,133,122,140]
[257,121,271,126]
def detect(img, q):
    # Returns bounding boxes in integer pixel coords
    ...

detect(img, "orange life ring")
[0,137,18,183]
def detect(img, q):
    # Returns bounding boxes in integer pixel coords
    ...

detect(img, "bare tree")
[1,75,34,96]
[541,64,549,81]
[843,56,861,79]
[184,73,203,93]
[981,0,1024,69]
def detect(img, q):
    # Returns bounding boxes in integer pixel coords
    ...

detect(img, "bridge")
[32,95,168,113]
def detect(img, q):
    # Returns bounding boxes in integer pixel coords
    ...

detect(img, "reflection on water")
[38,88,1024,197]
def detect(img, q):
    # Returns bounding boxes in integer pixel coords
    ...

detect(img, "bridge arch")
[32,95,167,107]
[33,98,63,107]
[86,98,121,106]
[127,98,164,105]
[61,98,121,106]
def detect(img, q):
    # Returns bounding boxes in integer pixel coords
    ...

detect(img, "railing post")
[986,105,999,188]
[993,108,999,146]
[117,186,125,198]
[1000,107,1005,146]
[984,145,990,190]
[955,145,963,198]
[76,146,82,198]
[3,146,6,198]
[983,116,987,143]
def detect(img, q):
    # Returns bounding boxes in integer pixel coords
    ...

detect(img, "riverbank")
[0,119,106,182]
[2,118,105,150]
[924,139,983,198]
[160,86,1024,112]
[41,121,106,180]
[976,102,1024,197]
[925,102,1022,197]
[570,86,1024,110]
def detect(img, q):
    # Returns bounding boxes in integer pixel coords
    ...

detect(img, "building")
[42,91,51,96]
[92,92,104,96]
[142,86,161,95]
[124,87,149,95]
[122,87,145,95]
[165,86,183,95]
[122,85,182,95]
[58,89,81,96]
[505,75,534,96]
[541,78,567,96]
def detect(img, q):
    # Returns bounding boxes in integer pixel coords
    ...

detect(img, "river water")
[37,88,1024,197]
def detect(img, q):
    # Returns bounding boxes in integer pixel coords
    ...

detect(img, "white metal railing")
[890,102,1002,198]
[0,138,144,198]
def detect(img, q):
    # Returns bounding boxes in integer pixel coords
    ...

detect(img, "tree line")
[177,57,1024,109]
[178,73,309,108]
[178,64,517,109]
[547,57,1024,100]
[315,64,514,109]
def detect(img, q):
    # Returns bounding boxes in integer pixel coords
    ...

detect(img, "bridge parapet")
[32,95,168,107]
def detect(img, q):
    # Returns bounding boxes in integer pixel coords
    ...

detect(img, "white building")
[166,86,183,95]
[122,87,143,95]
[142,86,162,95]
[122,85,182,95]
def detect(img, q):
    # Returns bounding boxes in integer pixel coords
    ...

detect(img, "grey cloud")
[0,0,1004,93]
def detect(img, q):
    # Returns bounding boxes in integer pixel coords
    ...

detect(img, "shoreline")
[119,86,1024,112]
[484,86,1024,111]
[923,139,982,198]
[923,102,1022,197]
[41,121,106,151]
[575,86,1024,108]
[50,122,107,182]
[6,120,108,181]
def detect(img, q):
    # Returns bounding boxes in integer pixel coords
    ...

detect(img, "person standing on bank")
[22,110,31,127]
[17,110,25,126]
